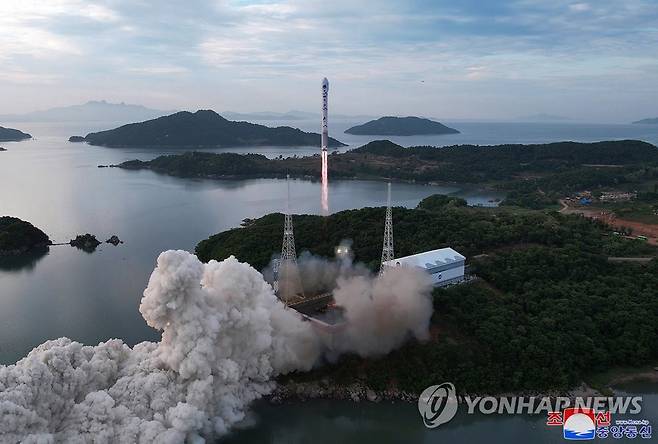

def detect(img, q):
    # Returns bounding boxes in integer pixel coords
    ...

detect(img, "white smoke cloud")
[0,249,434,442]
[0,250,321,443]
[263,240,370,297]
[332,266,434,356]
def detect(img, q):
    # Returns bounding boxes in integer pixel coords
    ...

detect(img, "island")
[69,234,102,252]
[633,118,658,125]
[0,126,32,142]
[0,217,51,255]
[344,116,459,136]
[106,235,123,245]
[68,136,86,143]
[71,110,346,148]
[195,195,658,396]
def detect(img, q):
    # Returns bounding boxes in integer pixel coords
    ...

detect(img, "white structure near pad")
[383,247,466,287]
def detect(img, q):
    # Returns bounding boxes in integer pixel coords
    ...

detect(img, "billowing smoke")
[333,266,434,356]
[0,251,321,443]
[0,248,434,442]
[263,240,370,296]
[265,242,434,356]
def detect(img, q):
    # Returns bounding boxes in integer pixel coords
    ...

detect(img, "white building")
[383,247,466,287]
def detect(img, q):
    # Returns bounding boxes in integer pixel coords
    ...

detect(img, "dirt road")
[559,199,658,246]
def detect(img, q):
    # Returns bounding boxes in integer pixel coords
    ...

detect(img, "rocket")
[320,77,329,213]
[321,77,329,152]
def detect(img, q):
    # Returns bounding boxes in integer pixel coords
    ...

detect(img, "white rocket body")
[321,77,329,152]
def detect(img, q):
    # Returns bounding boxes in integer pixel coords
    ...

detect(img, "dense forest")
[197,195,658,393]
[118,139,658,209]
[291,254,658,394]
[196,195,655,270]
[0,217,50,255]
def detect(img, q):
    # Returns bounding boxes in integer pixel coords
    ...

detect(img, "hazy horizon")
[2,1,657,123]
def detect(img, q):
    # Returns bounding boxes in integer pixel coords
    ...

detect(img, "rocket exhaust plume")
[321,77,329,215]
[0,251,322,443]
[0,248,433,442]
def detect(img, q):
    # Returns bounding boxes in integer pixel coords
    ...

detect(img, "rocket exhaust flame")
[321,151,328,215]
[321,77,329,215]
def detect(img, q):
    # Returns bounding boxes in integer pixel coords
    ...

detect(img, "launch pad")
[286,292,334,315]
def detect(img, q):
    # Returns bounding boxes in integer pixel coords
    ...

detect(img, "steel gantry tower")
[281,175,298,265]
[273,175,304,302]
[379,182,394,275]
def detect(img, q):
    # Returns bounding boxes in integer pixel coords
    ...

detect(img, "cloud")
[569,3,591,12]
[126,66,190,75]
[0,0,657,120]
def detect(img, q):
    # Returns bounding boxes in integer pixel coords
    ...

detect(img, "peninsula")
[70,110,346,148]
[345,116,459,136]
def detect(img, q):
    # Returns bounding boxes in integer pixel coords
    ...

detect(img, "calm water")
[1,120,657,441]
[220,383,658,444]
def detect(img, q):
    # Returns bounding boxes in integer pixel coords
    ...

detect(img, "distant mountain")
[632,118,658,125]
[517,113,574,122]
[221,110,314,121]
[345,116,459,136]
[0,100,174,123]
[0,126,31,142]
[222,110,376,121]
[71,110,346,148]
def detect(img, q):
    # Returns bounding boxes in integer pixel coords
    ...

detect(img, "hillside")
[633,117,658,125]
[0,217,50,255]
[74,110,346,148]
[345,116,459,135]
[196,197,658,394]
[0,126,31,142]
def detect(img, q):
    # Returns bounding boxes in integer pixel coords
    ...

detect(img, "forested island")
[116,139,658,210]
[0,126,32,142]
[0,217,50,255]
[345,116,459,135]
[70,110,346,148]
[196,195,658,395]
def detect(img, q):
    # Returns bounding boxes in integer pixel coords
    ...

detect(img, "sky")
[1,0,657,122]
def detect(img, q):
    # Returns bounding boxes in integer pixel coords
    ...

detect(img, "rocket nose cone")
[322,77,329,88]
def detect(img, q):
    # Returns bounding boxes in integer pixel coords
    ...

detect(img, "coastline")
[270,366,658,405]
[111,162,502,191]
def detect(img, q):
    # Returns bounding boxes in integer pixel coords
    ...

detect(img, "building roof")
[383,247,465,271]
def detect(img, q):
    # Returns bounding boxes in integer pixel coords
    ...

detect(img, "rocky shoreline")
[269,380,603,405]
[269,380,417,404]
[269,367,658,405]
